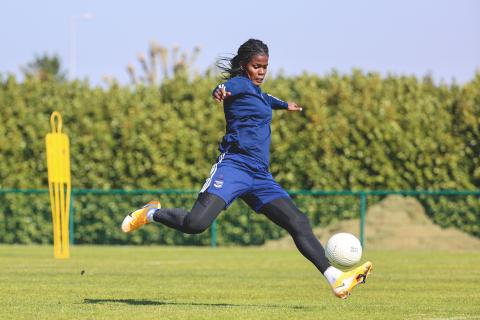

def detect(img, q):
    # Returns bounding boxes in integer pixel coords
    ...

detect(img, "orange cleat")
[332,261,373,299]
[121,201,161,233]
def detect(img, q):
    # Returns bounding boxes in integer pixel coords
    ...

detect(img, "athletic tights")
[153,192,331,273]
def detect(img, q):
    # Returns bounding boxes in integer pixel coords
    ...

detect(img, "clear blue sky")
[1,0,479,85]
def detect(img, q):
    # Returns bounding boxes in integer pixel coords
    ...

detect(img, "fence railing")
[1,188,479,247]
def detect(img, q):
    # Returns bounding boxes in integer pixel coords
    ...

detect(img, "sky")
[1,0,479,85]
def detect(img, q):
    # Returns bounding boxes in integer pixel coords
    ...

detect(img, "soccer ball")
[325,233,362,268]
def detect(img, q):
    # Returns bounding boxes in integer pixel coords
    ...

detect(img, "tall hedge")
[0,71,479,244]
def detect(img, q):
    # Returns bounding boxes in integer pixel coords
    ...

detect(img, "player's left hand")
[287,102,303,112]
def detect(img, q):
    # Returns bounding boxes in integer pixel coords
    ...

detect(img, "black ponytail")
[217,39,269,80]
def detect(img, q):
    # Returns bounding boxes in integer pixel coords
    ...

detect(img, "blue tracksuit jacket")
[213,75,288,171]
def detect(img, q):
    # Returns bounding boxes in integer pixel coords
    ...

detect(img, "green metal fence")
[0,189,479,247]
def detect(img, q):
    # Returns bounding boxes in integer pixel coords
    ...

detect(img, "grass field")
[1,245,479,320]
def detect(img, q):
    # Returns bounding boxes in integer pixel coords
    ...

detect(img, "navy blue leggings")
[153,192,225,234]
[153,192,331,273]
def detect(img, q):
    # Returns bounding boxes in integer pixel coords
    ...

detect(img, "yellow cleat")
[121,201,161,233]
[332,261,372,299]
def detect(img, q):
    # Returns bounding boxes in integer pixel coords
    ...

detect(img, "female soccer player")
[121,39,372,299]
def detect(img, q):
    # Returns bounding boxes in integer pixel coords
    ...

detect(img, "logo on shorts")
[213,174,224,189]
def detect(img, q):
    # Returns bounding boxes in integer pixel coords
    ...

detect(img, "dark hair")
[217,39,269,80]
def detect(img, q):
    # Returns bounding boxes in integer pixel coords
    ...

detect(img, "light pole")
[69,12,94,81]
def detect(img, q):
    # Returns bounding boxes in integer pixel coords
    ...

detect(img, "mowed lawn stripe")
[0,245,479,320]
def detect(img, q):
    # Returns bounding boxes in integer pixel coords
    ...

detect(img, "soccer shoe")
[331,261,373,299]
[121,201,161,233]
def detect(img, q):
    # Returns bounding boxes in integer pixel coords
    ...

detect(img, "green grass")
[0,245,479,320]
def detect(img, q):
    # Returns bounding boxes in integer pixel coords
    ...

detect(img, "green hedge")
[0,191,360,245]
[0,71,479,244]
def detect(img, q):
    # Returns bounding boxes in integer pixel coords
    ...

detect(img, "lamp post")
[69,12,94,80]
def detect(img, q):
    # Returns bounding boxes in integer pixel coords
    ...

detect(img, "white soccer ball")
[325,233,362,268]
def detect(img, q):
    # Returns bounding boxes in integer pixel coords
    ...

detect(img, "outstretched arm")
[263,93,303,112]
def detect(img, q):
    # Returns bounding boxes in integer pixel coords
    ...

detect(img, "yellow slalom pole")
[46,112,71,259]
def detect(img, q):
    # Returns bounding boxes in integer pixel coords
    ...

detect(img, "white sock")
[146,208,157,223]
[323,266,343,285]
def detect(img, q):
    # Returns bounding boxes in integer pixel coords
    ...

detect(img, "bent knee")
[183,220,210,234]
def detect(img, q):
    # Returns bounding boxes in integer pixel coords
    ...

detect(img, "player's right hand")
[213,84,231,102]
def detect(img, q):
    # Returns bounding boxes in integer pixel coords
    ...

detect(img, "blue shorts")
[200,153,290,212]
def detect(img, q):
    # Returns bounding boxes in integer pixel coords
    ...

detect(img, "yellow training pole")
[46,112,71,259]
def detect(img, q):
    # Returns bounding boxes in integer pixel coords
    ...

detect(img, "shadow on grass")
[84,298,309,310]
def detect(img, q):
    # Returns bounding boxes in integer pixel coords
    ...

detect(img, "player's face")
[244,54,268,86]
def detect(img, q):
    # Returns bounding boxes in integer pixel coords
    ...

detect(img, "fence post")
[210,219,217,248]
[359,192,367,248]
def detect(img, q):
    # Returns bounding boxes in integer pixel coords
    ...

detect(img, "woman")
[121,39,372,299]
